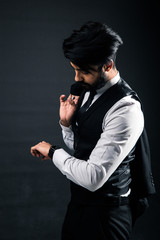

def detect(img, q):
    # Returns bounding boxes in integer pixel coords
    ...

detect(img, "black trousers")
[61,198,132,240]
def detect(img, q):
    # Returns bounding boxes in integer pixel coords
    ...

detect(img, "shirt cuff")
[59,121,72,132]
[52,148,71,171]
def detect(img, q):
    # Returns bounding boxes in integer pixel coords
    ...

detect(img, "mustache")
[70,81,92,96]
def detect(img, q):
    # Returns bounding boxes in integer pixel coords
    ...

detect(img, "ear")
[103,60,114,72]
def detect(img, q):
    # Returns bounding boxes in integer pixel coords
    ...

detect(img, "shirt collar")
[96,72,120,94]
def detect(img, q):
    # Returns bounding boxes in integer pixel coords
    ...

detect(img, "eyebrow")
[74,68,81,71]
[73,67,88,73]
[70,63,97,73]
[70,63,86,71]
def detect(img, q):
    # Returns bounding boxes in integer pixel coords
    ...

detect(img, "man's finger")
[68,95,79,106]
[31,145,41,157]
[42,156,49,161]
[60,95,66,102]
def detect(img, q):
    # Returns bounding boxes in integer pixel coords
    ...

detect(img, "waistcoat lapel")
[76,78,135,128]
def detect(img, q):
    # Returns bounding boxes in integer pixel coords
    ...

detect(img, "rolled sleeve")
[59,121,74,150]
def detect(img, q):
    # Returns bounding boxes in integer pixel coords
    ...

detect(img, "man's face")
[70,62,106,89]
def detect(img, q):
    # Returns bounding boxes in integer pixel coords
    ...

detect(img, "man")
[31,21,155,240]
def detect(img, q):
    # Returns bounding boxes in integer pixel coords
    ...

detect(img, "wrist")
[48,145,61,159]
[60,120,71,127]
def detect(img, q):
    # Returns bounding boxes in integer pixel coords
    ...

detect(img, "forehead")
[70,62,81,70]
[70,62,99,72]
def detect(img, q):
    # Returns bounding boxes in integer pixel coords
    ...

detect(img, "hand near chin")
[59,94,79,127]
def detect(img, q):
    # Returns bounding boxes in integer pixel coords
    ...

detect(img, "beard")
[70,70,108,95]
[92,71,107,90]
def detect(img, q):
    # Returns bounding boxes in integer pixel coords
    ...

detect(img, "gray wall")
[0,0,159,239]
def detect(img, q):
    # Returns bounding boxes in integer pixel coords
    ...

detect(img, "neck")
[94,68,119,90]
[106,68,118,81]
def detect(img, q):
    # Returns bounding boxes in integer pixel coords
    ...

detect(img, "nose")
[75,71,83,82]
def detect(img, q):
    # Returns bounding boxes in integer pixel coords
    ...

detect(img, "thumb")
[42,156,50,161]
[60,95,66,103]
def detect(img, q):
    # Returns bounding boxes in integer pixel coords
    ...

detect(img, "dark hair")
[63,21,123,72]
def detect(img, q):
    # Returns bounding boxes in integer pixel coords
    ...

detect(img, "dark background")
[0,0,159,239]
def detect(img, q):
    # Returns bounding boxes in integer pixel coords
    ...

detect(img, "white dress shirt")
[52,73,144,193]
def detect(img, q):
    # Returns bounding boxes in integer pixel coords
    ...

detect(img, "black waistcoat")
[71,79,156,201]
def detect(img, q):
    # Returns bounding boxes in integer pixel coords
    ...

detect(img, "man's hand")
[59,94,79,127]
[30,141,51,160]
